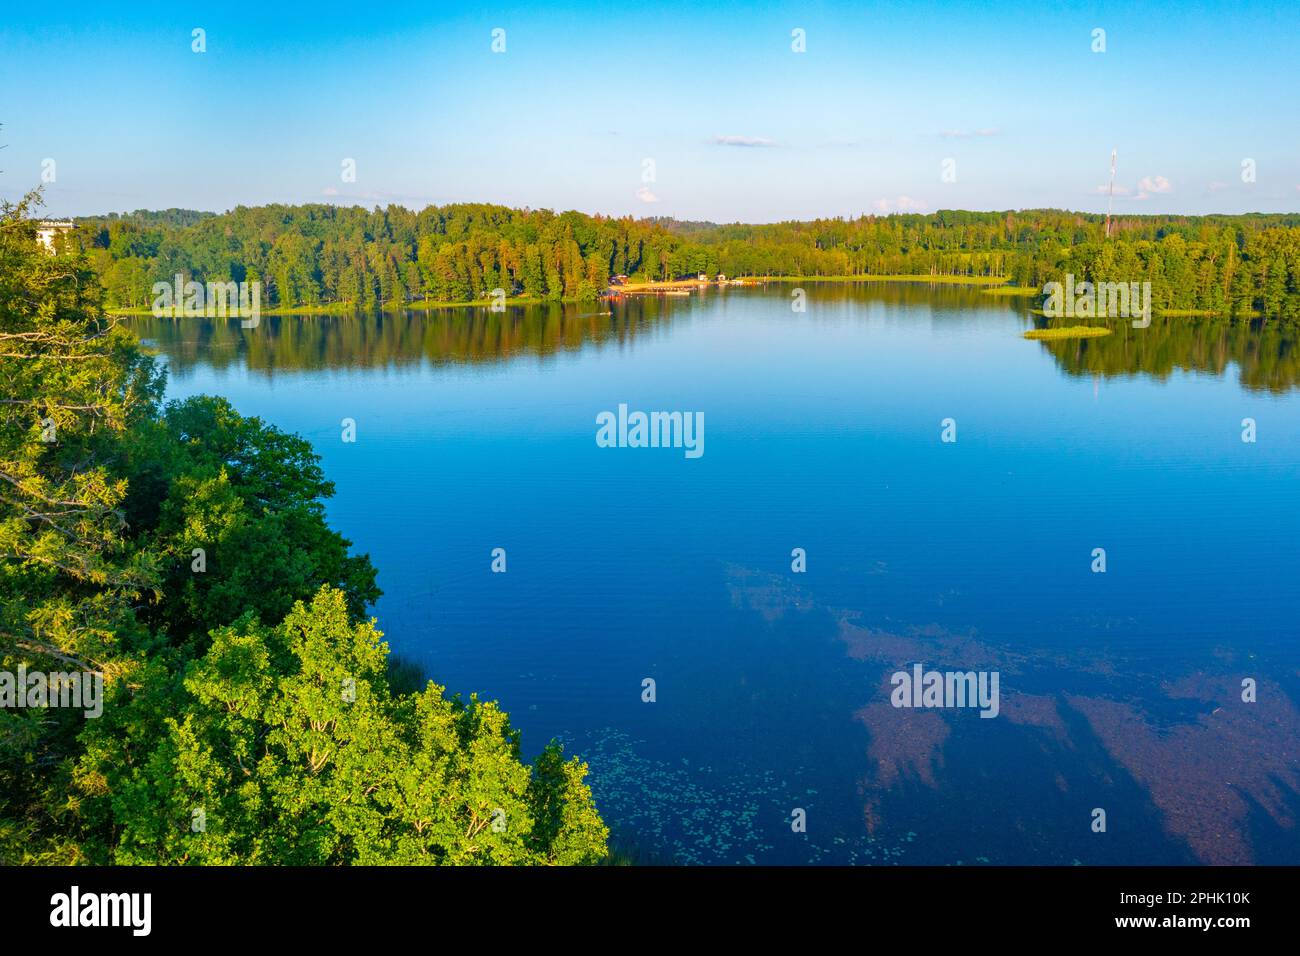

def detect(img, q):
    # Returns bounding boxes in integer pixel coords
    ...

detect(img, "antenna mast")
[1105,148,1117,238]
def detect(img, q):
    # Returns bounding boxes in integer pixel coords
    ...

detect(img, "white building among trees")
[35,220,74,253]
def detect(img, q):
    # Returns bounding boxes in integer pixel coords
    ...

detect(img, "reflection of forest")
[130,300,681,375]
[1031,315,1300,393]
[131,288,1300,393]
[128,283,988,376]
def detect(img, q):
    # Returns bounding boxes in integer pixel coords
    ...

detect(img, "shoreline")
[104,277,1266,321]
[107,274,1026,317]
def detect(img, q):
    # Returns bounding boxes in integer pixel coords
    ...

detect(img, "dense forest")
[1,190,609,864]
[62,203,1300,318]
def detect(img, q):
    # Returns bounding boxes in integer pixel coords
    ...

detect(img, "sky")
[2,0,1298,222]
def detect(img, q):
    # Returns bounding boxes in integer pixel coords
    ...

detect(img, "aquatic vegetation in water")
[1023,326,1112,340]
[564,728,915,865]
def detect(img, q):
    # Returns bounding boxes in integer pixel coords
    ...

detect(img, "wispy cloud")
[712,135,777,148]
[320,186,437,205]
[1091,176,1173,201]
[938,128,1001,139]
[635,186,659,203]
[872,195,928,213]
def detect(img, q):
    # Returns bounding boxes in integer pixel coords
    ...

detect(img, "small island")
[1023,326,1113,340]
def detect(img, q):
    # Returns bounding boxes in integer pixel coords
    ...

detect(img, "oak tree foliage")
[0,190,608,865]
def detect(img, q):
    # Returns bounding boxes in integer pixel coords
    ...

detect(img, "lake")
[132,282,1300,865]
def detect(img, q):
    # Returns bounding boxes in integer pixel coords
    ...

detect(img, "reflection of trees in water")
[132,290,1300,394]
[132,283,1013,376]
[1033,316,1300,393]
[130,299,685,376]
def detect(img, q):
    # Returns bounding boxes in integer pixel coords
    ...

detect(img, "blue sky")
[2,0,1297,221]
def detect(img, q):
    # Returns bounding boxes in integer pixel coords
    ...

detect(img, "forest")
[62,203,1300,318]
[12,192,1300,866]
[0,189,610,864]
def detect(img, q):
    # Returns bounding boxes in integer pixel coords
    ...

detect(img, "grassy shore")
[981,285,1040,297]
[1028,307,1260,318]
[610,274,1016,293]
[108,293,583,317]
[1023,326,1113,340]
[1159,308,1261,317]
[126,276,1273,318]
[757,274,1012,286]
[109,274,1019,316]
[404,294,556,309]
[610,278,713,292]
[108,302,354,317]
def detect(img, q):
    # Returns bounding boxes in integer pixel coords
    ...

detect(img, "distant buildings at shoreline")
[34,220,74,253]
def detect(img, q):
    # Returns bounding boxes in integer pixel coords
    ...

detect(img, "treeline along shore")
[54,203,1300,319]
[2,189,611,865]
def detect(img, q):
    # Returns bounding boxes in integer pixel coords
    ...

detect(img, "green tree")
[108,587,607,865]
[0,188,162,674]
[0,192,608,865]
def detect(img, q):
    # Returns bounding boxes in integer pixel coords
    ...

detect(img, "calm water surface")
[134,283,1300,865]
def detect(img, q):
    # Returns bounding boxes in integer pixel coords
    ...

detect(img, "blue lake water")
[134,283,1300,865]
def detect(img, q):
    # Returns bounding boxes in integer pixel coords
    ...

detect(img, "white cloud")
[1091,176,1172,201]
[1135,175,1173,199]
[635,186,659,203]
[872,195,928,213]
[711,135,777,147]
